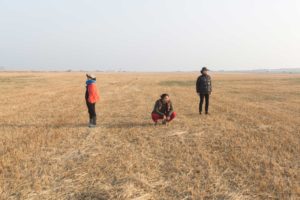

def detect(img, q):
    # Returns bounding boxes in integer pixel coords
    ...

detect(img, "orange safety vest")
[87,83,100,103]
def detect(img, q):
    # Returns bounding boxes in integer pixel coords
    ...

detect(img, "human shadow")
[0,121,155,129]
[0,123,88,129]
[103,121,154,129]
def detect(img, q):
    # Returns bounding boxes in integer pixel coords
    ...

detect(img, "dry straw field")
[0,72,299,200]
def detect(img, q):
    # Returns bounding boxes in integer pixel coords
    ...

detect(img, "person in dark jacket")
[85,74,100,128]
[196,67,212,114]
[152,94,176,125]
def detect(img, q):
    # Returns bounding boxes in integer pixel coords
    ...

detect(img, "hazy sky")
[0,0,300,71]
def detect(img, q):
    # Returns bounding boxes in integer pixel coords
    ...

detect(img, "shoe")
[92,116,97,125]
[89,123,96,128]
[199,112,202,115]
[88,121,95,128]
[162,119,167,125]
[205,112,209,115]
[88,118,93,127]
[88,117,96,128]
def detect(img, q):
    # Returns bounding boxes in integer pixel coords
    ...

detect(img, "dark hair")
[160,93,169,99]
[201,67,208,74]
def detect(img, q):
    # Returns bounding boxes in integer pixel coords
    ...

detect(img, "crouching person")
[85,74,100,128]
[151,94,176,125]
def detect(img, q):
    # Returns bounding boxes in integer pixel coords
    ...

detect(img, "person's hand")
[163,115,167,120]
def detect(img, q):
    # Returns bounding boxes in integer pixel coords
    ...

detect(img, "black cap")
[201,67,209,73]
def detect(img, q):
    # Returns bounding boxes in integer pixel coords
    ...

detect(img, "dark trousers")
[86,101,96,119]
[199,94,209,113]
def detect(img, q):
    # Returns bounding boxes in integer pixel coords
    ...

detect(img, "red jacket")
[87,83,100,103]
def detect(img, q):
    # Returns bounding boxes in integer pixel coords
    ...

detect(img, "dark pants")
[199,94,209,113]
[86,101,96,119]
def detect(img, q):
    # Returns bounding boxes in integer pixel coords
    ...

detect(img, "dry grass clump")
[0,72,299,199]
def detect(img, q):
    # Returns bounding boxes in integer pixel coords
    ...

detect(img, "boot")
[89,117,95,128]
[92,116,97,126]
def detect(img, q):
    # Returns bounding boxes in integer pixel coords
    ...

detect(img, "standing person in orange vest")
[85,74,100,128]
